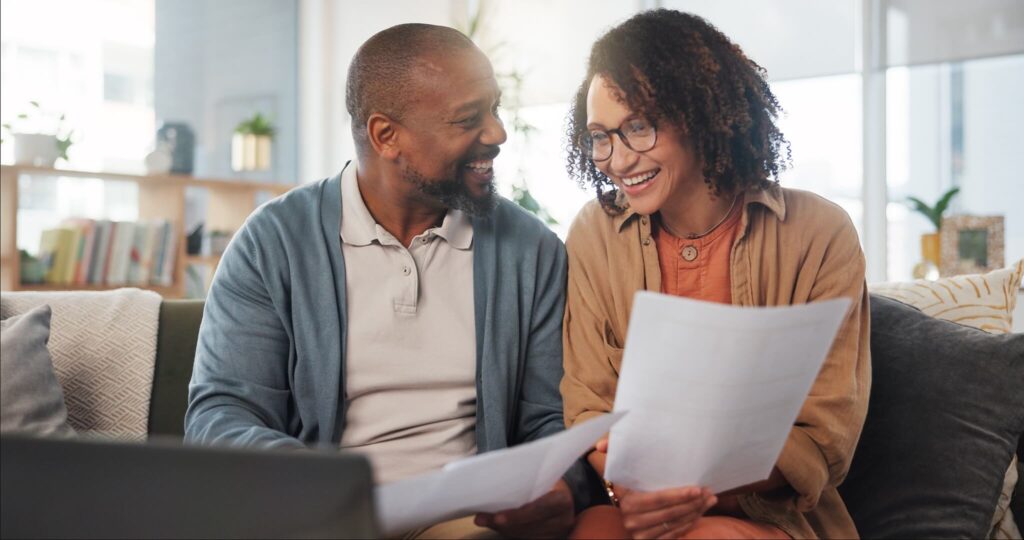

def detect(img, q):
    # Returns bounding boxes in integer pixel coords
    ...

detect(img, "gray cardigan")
[185,168,596,510]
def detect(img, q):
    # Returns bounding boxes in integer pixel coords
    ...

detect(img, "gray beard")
[402,164,497,218]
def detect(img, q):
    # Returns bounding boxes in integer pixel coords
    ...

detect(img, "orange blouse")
[653,196,744,303]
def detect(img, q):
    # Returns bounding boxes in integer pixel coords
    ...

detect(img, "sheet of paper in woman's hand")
[375,412,625,535]
[605,291,851,493]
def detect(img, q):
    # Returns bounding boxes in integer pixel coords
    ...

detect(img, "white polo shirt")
[337,164,477,484]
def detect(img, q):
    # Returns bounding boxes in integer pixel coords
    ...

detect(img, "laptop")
[0,435,378,539]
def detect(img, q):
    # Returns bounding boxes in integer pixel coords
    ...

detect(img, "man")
[185,23,596,538]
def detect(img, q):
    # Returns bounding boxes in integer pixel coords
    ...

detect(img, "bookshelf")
[0,164,294,298]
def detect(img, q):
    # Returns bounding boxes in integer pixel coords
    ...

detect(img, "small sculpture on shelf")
[157,122,195,174]
[908,187,959,280]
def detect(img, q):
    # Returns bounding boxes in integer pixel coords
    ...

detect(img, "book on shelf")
[32,218,178,287]
[39,228,75,284]
[156,221,177,287]
[68,218,97,286]
[106,221,135,286]
[88,220,112,285]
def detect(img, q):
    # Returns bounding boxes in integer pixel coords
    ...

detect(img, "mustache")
[464,147,500,163]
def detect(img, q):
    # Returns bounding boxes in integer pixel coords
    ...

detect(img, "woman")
[561,10,870,540]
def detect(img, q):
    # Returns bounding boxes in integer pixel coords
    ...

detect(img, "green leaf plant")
[1,102,74,160]
[234,112,276,138]
[907,187,960,231]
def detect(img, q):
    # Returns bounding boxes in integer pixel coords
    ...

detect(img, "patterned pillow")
[0,289,162,440]
[870,259,1023,334]
[870,258,1024,539]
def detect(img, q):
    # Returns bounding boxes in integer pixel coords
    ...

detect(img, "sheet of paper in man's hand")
[375,412,624,535]
[604,291,851,494]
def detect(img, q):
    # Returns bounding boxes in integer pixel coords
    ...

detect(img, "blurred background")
[1,0,1021,297]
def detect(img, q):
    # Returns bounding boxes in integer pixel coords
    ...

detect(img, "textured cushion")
[0,305,75,437]
[870,259,1024,537]
[870,259,1023,334]
[0,289,162,439]
[839,295,1024,539]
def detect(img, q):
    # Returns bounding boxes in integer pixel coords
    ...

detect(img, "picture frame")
[940,215,1005,276]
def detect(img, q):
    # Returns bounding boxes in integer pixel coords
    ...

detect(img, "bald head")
[346,23,478,155]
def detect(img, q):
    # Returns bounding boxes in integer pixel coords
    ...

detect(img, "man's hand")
[474,479,575,538]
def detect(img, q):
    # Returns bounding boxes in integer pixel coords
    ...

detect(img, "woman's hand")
[619,486,717,539]
[593,437,717,538]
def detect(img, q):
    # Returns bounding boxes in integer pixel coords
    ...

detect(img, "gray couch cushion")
[0,305,74,437]
[839,294,1024,538]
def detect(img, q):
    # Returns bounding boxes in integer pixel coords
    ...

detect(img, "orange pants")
[570,505,791,539]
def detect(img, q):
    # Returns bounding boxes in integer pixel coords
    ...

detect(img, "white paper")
[375,412,625,535]
[605,292,851,494]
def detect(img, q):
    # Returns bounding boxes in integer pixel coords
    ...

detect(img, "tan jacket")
[561,185,871,539]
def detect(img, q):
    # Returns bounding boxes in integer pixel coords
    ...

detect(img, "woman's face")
[585,73,703,215]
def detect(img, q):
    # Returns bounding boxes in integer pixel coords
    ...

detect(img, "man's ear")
[367,113,400,160]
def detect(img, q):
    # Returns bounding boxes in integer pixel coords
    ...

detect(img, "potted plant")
[908,187,960,278]
[231,113,274,171]
[1,101,74,167]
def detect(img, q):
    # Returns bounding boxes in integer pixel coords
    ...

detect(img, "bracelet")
[603,479,620,507]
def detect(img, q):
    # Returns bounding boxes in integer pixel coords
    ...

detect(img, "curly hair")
[565,9,790,213]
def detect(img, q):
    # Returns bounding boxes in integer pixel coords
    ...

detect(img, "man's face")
[396,48,507,216]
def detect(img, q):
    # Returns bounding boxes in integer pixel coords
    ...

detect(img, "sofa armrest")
[148,300,204,437]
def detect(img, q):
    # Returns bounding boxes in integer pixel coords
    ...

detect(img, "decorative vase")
[157,122,195,174]
[920,233,940,267]
[231,133,272,171]
[912,232,941,280]
[13,133,60,167]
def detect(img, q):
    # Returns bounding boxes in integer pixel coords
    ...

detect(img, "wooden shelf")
[185,255,222,265]
[14,283,181,297]
[1,164,296,298]
[0,164,294,193]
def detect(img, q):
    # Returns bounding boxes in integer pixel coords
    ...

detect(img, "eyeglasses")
[580,117,658,162]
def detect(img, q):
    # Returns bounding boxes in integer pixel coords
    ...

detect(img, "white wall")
[961,55,1024,268]
[298,0,452,182]
[886,0,1024,67]
[155,0,299,183]
[664,0,859,81]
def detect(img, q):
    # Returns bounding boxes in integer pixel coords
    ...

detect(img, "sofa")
[1,271,1022,538]
[142,299,204,438]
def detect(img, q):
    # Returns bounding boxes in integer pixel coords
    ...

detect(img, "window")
[772,74,864,238]
[1,0,154,256]
[886,54,1024,280]
[103,73,135,103]
[0,0,155,172]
